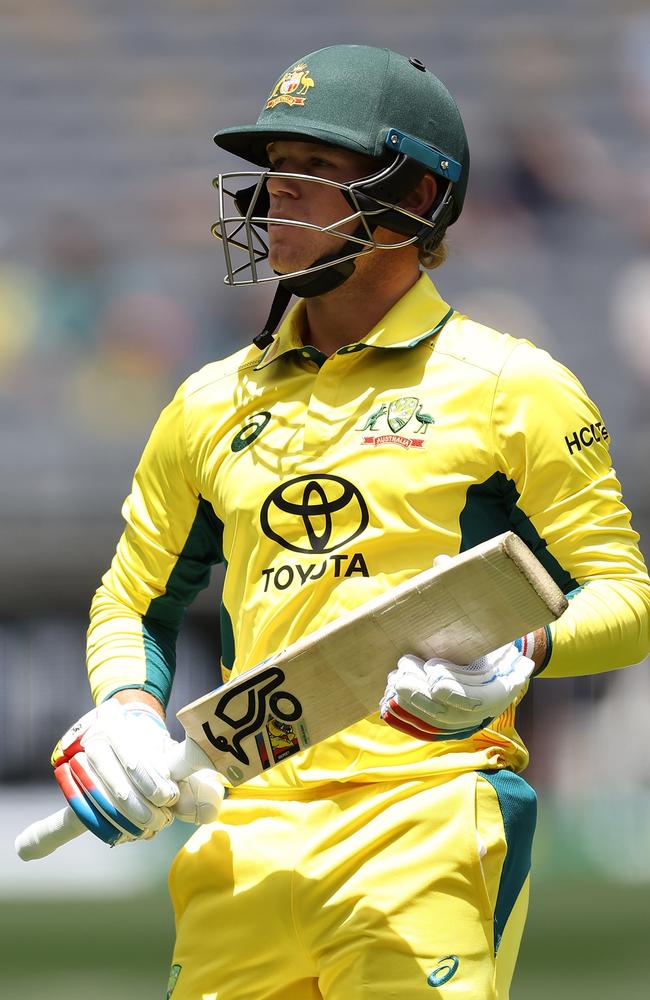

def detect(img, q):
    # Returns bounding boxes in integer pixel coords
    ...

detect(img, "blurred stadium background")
[1,1,649,996]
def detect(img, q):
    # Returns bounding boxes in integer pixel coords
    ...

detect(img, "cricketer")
[42,45,650,998]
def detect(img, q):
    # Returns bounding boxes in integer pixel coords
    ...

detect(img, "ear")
[401,173,438,216]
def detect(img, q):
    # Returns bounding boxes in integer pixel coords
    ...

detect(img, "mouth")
[267,201,310,225]
[267,214,308,227]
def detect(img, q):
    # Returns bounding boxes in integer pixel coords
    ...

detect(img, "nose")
[266,171,301,200]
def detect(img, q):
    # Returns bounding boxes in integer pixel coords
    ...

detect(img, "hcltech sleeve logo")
[564,421,609,456]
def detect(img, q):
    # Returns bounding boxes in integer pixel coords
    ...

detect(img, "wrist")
[514,628,548,675]
[109,690,166,720]
[528,627,548,675]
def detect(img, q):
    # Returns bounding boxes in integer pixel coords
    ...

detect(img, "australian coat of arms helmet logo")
[266,63,315,109]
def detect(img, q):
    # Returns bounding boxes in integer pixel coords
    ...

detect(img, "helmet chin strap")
[253,230,366,349]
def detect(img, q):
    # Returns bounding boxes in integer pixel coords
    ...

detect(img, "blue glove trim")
[55,762,123,845]
[66,788,123,846]
[68,758,145,838]
[81,782,145,838]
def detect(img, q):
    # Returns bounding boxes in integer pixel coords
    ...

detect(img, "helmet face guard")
[210,152,455,288]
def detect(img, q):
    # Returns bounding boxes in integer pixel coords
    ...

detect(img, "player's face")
[265,140,379,274]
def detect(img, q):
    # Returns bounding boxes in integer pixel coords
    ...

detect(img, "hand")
[173,769,225,825]
[16,726,225,861]
[380,640,535,741]
[52,699,181,846]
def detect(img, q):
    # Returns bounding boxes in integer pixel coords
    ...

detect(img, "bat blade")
[177,532,567,785]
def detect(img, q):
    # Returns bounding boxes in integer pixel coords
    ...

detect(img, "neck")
[302,253,421,356]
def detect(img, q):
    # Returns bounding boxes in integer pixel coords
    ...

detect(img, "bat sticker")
[255,716,303,770]
[254,731,271,770]
[201,666,303,765]
[266,716,302,764]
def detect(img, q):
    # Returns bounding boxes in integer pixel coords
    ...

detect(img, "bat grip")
[167,737,216,780]
[15,806,86,861]
[14,739,216,861]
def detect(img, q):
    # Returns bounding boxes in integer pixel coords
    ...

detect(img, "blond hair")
[418,236,448,270]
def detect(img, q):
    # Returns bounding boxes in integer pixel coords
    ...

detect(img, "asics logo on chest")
[427,955,459,987]
[231,411,272,452]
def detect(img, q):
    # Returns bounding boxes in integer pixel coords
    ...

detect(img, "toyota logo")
[260,475,369,554]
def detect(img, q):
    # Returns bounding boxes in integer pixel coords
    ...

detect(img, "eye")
[310,157,333,169]
[269,157,285,171]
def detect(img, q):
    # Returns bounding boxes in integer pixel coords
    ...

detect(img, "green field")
[1,880,647,998]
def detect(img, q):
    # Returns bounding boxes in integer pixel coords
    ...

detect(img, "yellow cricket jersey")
[87,274,650,792]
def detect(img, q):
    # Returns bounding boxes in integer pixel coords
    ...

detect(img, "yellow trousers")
[168,769,536,999]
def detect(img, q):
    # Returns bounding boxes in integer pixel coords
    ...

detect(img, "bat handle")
[15,806,86,861]
[15,739,217,861]
[167,737,216,781]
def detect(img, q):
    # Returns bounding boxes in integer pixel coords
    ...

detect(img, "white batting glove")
[380,637,535,741]
[51,700,180,845]
[173,769,225,825]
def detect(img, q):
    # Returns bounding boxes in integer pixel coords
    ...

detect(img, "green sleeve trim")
[220,574,236,677]
[479,769,537,953]
[459,473,579,682]
[99,684,165,706]
[459,472,579,594]
[142,496,225,706]
[141,620,179,706]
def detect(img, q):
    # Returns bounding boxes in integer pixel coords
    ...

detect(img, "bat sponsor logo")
[255,717,303,770]
[201,666,303,766]
[260,474,369,554]
[231,411,272,452]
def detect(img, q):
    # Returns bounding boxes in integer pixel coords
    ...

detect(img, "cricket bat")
[15,532,567,861]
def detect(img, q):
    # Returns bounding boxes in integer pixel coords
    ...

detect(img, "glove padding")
[52,700,223,846]
[380,641,535,741]
[173,769,225,825]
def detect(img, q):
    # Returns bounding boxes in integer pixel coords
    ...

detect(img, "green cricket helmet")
[211,45,470,346]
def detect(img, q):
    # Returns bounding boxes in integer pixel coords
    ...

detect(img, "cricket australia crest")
[387,396,419,432]
[357,396,434,449]
[266,63,315,109]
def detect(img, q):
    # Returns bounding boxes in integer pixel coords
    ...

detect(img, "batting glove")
[380,636,535,741]
[51,700,222,846]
